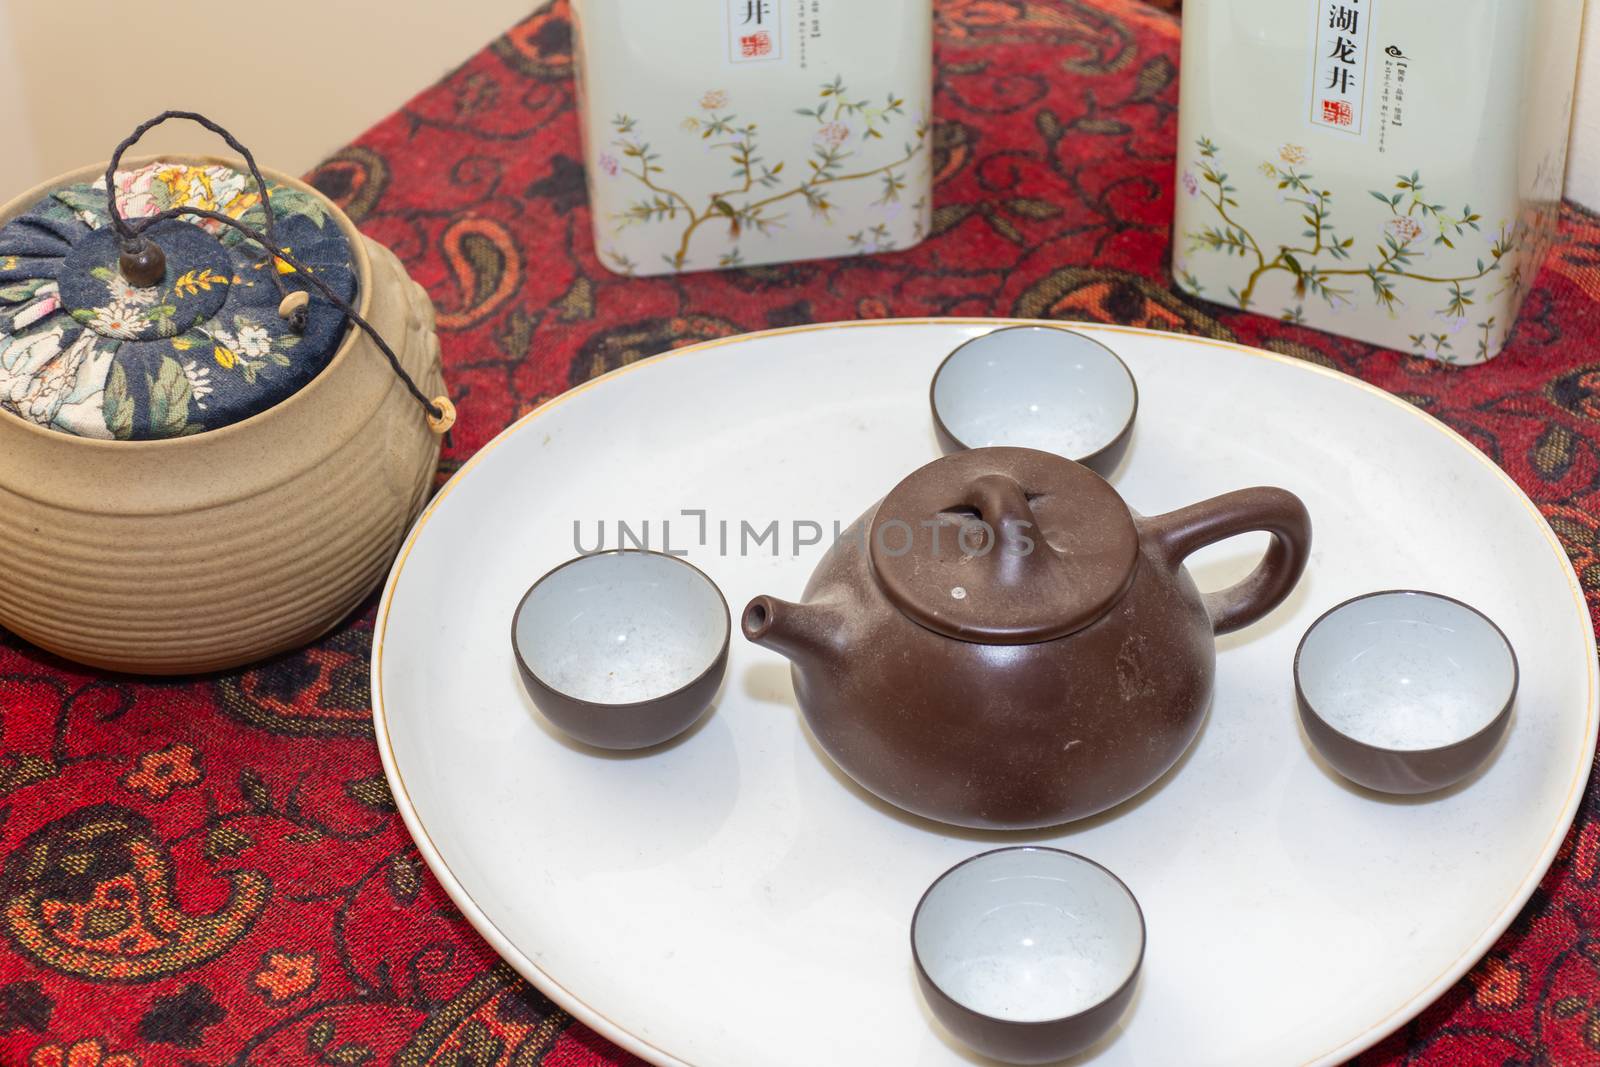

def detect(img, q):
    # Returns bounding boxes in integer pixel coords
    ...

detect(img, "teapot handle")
[1142,487,1312,636]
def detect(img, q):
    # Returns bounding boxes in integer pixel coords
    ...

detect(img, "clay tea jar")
[0,152,446,674]
[743,447,1312,830]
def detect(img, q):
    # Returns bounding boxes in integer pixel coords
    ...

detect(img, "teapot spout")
[742,595,839,667]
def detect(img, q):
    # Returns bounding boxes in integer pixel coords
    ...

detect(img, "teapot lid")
[869,447,1139,644]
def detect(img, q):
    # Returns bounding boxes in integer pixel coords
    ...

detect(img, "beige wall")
[1567,3,1600,213]
[0,5,41,190]
[0,0,541,193]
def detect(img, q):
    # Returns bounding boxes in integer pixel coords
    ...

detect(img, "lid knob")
[118,237,166,288]
[868,447,1140,644]
[958,472,1068,591]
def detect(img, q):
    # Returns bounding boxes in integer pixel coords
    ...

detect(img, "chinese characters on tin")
[1313,0,1369,133]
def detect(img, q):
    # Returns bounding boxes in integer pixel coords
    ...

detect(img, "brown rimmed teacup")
[912,847,1145,1064]
[1294,590,1518,794]
[930,325,1138,477]
[511,550,730,751]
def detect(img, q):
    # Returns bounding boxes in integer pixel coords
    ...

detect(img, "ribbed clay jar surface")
[0,156,444,674]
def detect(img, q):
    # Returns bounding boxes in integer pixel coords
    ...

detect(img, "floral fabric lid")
[0,162,356,439]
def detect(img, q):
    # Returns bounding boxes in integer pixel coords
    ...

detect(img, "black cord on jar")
[98,112,454,435]
[104,111,291,306]
[133,204,453,432]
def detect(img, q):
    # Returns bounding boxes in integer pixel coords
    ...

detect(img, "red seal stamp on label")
[1321,99,1354,127]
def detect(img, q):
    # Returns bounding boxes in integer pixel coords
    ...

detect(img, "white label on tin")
[726,0,785,64]
[1309,0,1373,135]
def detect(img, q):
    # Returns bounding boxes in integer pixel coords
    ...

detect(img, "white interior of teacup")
[932,327,1136,458]
[1297,591,1516,751]
[514,552,728,706]
[913,848,1143,1024]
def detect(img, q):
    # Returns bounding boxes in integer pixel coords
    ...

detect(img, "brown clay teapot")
[742,447,1312,830]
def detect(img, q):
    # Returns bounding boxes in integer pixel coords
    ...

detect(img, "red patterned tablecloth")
[3,1,1600,1063]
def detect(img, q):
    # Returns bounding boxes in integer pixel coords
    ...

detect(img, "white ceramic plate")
[373,320,1597,1066]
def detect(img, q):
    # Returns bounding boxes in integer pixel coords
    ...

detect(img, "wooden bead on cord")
[426,396,457,435]
[118,240,166,287]
[277,290,310,320]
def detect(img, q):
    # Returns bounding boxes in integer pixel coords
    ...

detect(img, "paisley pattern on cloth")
[0,805,269,983]
[0,162,355,440]
[4,1,1600,1064]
